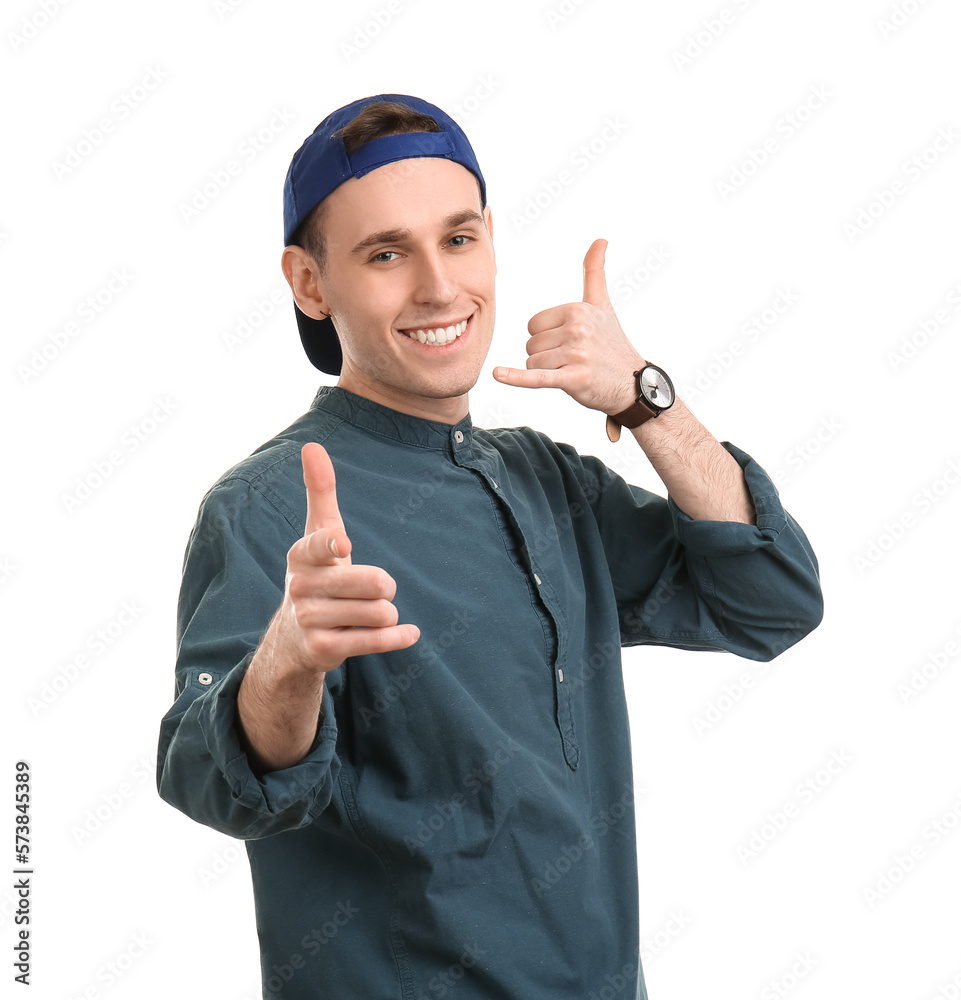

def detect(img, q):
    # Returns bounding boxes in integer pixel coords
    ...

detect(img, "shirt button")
[534,574,542,585]
[454,431,464,443]
[198,672,213,686]
[491,480,498,489]
[557,669,565,683]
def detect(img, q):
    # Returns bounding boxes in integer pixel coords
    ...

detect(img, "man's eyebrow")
[348,210,486,257]
[442,209,486,229]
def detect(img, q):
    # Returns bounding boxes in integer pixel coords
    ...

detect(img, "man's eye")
[449,235,472,248]
[371,251,399,263]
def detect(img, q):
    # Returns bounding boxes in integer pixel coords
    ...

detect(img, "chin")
[416,374,480,401]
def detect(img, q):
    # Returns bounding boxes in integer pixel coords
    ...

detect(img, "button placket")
[461,449,578,768]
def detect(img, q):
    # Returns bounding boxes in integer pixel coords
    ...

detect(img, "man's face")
[315,157,496,423]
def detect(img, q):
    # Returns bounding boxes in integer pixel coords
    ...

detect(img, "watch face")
[638,365,675,409]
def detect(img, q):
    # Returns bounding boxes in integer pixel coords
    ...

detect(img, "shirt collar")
[310,386,474,452]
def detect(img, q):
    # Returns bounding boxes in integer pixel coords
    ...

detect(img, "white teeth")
[404,318,469,345]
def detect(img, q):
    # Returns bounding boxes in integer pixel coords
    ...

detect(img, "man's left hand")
[493,239,645,415]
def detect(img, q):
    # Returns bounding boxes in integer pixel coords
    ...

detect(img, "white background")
[3,0,960,997]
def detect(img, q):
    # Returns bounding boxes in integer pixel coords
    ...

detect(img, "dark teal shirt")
[157,386,822,999]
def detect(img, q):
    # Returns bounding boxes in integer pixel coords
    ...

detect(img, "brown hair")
[290,101,443,274]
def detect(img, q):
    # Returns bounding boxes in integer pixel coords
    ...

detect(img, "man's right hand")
[237,443,419,773]
[279,442,421,673]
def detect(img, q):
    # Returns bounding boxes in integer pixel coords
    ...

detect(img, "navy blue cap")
[283,94,487,375]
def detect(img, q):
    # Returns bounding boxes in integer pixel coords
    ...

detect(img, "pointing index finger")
[582,238,611,307]
[302,443,347,553]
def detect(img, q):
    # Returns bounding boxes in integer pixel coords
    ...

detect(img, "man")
[157,94,823,999]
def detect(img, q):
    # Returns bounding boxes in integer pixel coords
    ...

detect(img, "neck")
[336,374,470,425]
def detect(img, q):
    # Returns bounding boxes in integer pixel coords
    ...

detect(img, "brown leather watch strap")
[605,370,658,442]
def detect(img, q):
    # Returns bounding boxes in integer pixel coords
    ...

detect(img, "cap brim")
[294,303,342,375]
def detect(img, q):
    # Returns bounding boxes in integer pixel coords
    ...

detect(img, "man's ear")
[281,246,329,319]
[484,205,496,275]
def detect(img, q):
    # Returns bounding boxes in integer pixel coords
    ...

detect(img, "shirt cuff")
[194,653,340,836]
[666,441,790,555]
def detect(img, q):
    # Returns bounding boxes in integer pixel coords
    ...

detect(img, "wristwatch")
[605,364,675,442]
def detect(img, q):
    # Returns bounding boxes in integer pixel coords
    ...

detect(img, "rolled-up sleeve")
[156,476,341,839]
[579,440,823,661]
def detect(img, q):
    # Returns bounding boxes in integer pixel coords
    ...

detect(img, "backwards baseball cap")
[282,94,487,375]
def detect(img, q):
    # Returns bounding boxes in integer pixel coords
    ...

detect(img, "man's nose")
[411,250,456,303]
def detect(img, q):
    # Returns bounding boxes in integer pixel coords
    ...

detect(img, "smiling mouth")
[399,317,469,346]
